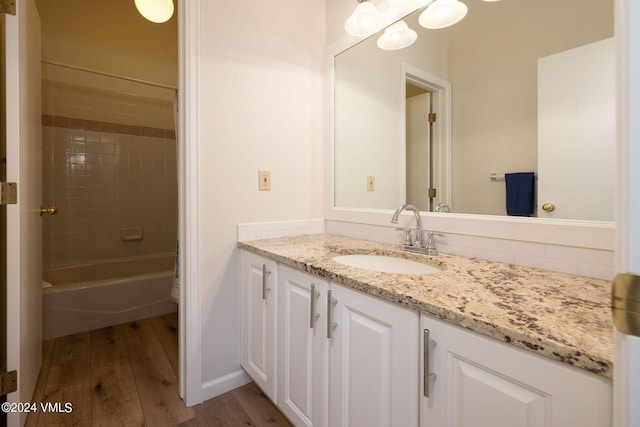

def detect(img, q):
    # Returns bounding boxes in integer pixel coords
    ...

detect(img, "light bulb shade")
[419,0,468,29]
[377,21,417,50]
[389,0,433,12]
[135,0,174,23]
[345,2,385,37]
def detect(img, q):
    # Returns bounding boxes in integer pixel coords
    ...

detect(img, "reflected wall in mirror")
[334,0,614,221]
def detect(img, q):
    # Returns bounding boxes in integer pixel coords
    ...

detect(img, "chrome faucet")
[390,204,424,250]
[391,204,444,255]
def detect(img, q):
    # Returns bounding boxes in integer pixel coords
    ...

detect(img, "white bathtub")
[43,253,177,339]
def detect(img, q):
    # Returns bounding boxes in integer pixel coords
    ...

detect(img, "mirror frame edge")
[323,25,615,252]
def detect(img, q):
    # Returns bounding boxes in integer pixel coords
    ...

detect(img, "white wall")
[196,1,325,397]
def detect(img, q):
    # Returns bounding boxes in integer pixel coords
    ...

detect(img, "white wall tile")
[42,79,178,268]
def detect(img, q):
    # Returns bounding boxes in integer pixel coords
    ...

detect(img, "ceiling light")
[134,0,174,24]
[377,20,417,50]
[419,0,468,29]
[345,1,385,37]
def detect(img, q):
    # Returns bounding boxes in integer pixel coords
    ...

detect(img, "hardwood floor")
[26,313,292,427]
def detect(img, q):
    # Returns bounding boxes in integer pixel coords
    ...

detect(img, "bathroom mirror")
[333,0,614,221]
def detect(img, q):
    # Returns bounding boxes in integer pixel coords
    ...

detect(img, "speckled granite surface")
[238,234,614,378]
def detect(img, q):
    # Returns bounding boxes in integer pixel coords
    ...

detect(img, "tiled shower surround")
[42,78,178,268]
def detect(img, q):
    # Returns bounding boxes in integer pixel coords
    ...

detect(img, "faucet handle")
[396,228,413,246]
[427,231,445,240]
[424,231,445,255]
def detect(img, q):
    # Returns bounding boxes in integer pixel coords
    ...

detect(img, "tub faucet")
[390,204,424,250]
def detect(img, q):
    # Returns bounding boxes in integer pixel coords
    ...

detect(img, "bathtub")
[43,253,177,340]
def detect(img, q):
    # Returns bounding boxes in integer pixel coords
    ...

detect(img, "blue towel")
[505,172,535,216]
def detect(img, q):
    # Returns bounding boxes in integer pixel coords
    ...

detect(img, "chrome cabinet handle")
[262,264,271,300]
[327,290,337,339]
[310,283,320,328]
[424,329,437,397]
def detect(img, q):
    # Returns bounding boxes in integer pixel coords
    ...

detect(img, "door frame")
[0,11,7,424]
[178,0,203,406]
[614,0,640,425]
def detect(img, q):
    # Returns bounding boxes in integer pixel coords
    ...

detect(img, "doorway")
[34,0,181,401]
[402,64,452,212]
[405,83,433,212]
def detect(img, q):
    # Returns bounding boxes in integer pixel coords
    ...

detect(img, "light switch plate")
[367,176,375,191]
[259,170,271,191]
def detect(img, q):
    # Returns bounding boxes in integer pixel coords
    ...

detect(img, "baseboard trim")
[201,369,252,402]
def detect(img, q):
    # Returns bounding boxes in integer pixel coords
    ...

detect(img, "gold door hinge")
[612,272,640,337]
[427,113,436,123]
[0,371,17,396]
[0,182,17,205]
[428,188,437,199]
[0,0,16,15]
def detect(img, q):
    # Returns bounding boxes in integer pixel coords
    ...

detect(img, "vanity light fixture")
[377,20,418,50]
[345,0,386,37]
[134,0,174,23]
[419,0,468,29]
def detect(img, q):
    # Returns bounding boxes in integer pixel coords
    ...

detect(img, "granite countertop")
[238,234,614,378]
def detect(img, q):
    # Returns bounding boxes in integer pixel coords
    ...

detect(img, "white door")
[537,38,616,221]
[277,266,327,427]
[613,1,640,425]
[406,91,431,212]
[4,0,43,426]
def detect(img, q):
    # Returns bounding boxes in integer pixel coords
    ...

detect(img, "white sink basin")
[331,254,442,275]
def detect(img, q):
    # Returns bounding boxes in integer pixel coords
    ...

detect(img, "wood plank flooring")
[26,313,292,427]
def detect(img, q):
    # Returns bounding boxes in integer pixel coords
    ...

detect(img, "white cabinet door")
[241,252,278,401]
[421,315,611,427]
[278,266,328,427]
[329,283,419,427]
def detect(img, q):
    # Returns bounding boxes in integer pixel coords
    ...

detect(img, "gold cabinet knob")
[40,206,58,216]
[542,202,556,212]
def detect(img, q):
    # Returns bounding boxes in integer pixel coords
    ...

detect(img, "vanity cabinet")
[240,252,278,402]
[420,315,612,427]
[241,251,419,427]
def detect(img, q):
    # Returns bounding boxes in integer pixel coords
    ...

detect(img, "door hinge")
[428,188,437,198]
[0,182,17,205]
[427,113,436,123]
[612,272,640,337]
[0,371,17,396]
[0,0,16,15]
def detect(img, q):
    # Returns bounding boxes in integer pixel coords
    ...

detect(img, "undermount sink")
[331,254,442,275]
